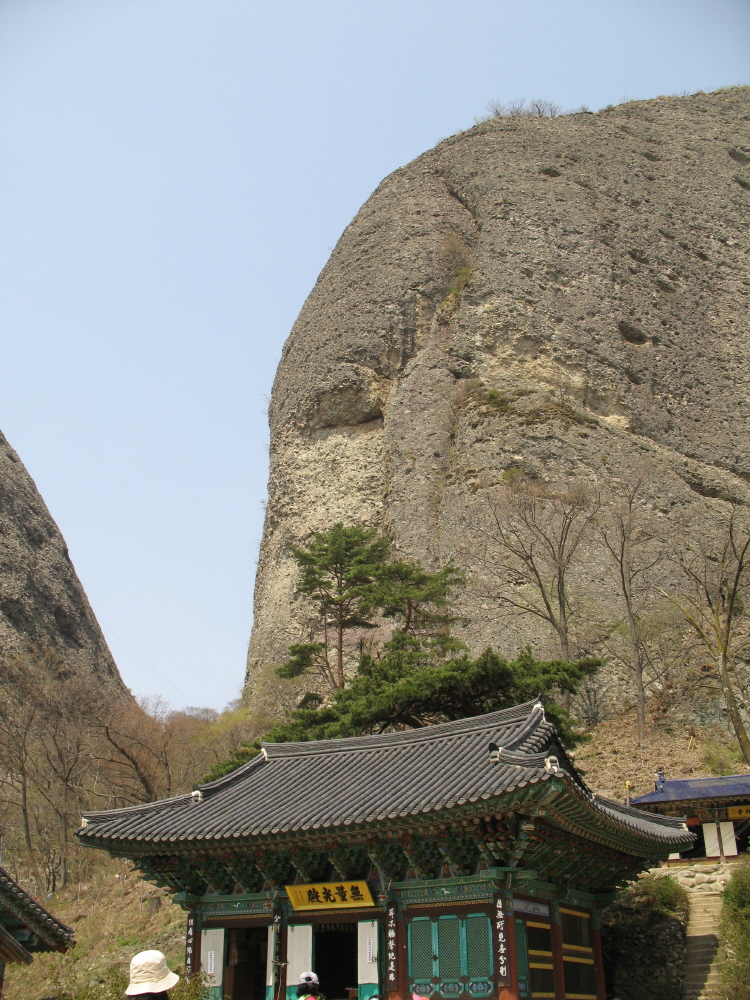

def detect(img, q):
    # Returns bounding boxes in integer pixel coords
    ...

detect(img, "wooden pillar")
[0,960,5,1000]
[499,892,519,1000]
[185,910,199,975]
[277,916,288,1000]
[549,903,565,1000]
[396,915,409,1000]
[385,900,409,1000]
[590,912,606,1000]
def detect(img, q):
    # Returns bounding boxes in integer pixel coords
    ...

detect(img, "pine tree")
[276,523,389,689]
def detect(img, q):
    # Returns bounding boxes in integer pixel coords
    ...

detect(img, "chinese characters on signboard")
[494,896,509,987]
[185,912,197,973]
[386,903,398,989]
[285,881,375,911]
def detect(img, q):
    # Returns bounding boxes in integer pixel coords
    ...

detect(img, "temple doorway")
[225,926,268,1000]
[315,923,358,1000]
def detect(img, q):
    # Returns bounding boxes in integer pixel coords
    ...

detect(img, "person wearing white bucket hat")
[126,950,180,997]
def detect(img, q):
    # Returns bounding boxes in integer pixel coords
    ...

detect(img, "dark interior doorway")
[680,823,705,859]
[225,926,268,1000]
[315,924,358,1000]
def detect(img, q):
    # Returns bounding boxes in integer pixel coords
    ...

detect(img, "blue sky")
[0,0,748,709]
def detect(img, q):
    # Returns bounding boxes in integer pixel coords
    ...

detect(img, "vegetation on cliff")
[204,523,602,780]
[720,855,750,999]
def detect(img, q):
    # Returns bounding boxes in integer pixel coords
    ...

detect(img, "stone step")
[684,886,724,1000]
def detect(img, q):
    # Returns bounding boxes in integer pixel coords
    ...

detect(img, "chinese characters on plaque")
[494,896,509,987]
[285,881,374,911]
[386,903,398,989]
[185,912,197,973]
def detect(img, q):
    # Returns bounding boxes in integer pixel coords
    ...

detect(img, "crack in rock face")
[247,88,750,716]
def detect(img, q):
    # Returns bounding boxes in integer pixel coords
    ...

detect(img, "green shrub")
[722,856,750,998]
[703,739,745,776]
[629,874,690,923]
[601,874,689,1000]
[448,265,472,297]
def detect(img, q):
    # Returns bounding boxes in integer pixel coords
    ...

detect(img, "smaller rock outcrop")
[0,429,127,694]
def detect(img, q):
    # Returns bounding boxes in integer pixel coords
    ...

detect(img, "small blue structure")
[632,771,750,860]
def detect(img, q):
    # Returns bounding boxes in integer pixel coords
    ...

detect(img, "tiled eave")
[0,868,74,953]
[84,776,690,862]
[637,795,750,814]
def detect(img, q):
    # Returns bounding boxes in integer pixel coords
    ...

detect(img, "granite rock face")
[247,88,750,704]
[0,429,127,693]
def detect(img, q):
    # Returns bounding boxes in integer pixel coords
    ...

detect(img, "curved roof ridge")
[258,701,543,759]
[82,790,194,822]
[196,745,268,793]
[499,701,550,752]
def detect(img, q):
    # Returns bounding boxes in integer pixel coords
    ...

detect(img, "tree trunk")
[557,579,571,709]
[619,534,646,743]
[717,651,750,764]
[20,775,44,898]
[631,622,646,744]
[622,586,646,742]
[337,604,345,688]
[59,783,68,891]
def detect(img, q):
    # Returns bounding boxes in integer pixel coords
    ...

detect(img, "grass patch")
[721,856,750,998]
[703,739,745,775]
[522,400,597,428]
[439,232,475,309]
[4,857,186,1000]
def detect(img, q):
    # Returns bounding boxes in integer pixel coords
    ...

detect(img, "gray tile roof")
[78,701,689,853]
[633,773,750,805]
[0,867,74,952]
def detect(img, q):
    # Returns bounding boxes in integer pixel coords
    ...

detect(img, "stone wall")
[601,873,690,1000]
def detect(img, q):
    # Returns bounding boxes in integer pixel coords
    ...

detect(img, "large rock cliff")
[0,429,127,693]
[247,88,750,706]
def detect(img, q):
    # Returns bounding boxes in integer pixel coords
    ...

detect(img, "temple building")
[0,865,74,996]
[632,770,750,861]
[78,701,691,1000]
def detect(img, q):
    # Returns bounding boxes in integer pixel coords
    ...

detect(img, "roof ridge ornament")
[544,755,560,775]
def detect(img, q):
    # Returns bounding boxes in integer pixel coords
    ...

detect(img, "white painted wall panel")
[201,928,225,987]
[720,821,738,856]
[703,822,721,857]
[267,924,277,988]
[287,924,313,988]
[358,921,379,984]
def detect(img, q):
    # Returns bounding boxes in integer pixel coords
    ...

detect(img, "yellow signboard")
[285,881,375,911]
[728,805,750,820]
